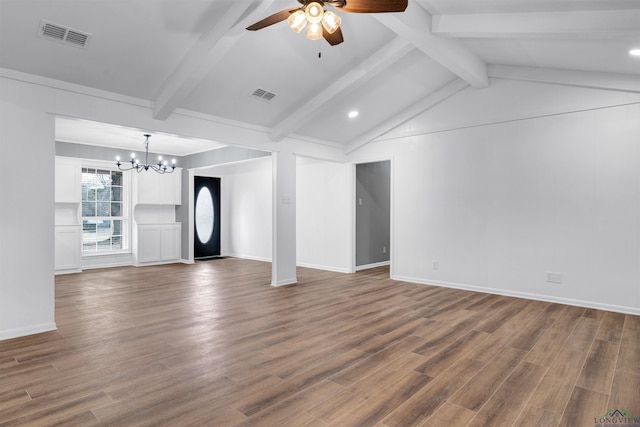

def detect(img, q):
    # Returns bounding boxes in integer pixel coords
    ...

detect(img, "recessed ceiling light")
[630,49,640,56]
[348,110,359,119]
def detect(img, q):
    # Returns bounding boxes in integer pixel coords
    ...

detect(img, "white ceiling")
[1,0,638,153]
[55,118,227,157]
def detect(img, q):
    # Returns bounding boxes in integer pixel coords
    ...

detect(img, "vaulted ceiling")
[1,0,639,156]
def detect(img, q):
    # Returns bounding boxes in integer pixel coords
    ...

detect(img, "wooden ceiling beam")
[152,1,274,121]
[374,1,489,88]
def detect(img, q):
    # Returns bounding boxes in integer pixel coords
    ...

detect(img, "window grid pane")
[81,168,126,253]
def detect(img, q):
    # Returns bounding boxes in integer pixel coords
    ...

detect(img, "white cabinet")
[161,225,181,261]
[55,157,81,203]
[55,225,81,273]
[55,157,81,273]
[134,169,182,205]
[136,223,181,265]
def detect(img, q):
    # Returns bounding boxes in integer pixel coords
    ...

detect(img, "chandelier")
[116,134,176,174]
[288,2,342,40]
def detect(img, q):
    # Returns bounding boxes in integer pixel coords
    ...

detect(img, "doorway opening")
[355,160,391,271]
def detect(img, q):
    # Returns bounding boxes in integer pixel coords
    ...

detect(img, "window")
[81,167,128,253]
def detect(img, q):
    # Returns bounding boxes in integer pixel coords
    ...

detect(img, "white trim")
[133,260,183,267]
[225,253,272,263]
[489,65,640,94]
[54,269,82,275]
[389,157,395,279]
[0,323,57,342]
[180,258,195,265]
[288,132,346,150]
[351,158,394,275]
[297,262,351,274]
[81,250,131,258]
[431,10,640,40]
[374,8,488,88]
[187,169,195,263]
[82,261,131,270]
[271,278,298,287]
[192,155,272,172]
[81,251,132,270]
[349,163,356,273]
[173,108,271,136]
[0,67,152,109]
[356,261,391,271]
[392,275,640,316]
[374,98,640,144]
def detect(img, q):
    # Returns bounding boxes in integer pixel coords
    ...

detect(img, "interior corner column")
[271,150,297,286]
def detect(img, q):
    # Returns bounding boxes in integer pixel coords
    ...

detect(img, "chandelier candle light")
[116,134,176,174]
[288,1,341,40]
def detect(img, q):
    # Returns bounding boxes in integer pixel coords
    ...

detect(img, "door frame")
[193,175,221,259]
[187,169,224,263]
[350,157,394,277]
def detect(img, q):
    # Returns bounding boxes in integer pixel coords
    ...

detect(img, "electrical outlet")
[432,260,439,270]
[383,246,386,254]
[546,272,563,284]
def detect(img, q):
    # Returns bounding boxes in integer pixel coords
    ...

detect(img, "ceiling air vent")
[38,20,91,48]
[251,88,276,102]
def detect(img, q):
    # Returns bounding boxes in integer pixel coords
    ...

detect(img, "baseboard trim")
[82,261,130,270]
[392,275,640,316]
[271,278,298,287]
[133,260,183,268]
[297,262,351,274]
[356,261,391,271]
[0,322,57,341]
[226,254,272,263]
[55,269,82,275]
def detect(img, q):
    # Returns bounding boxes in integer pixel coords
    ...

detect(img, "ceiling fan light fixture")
[288,10,307,33]
[305,2,324,24]
[306,21,323,40]
[322,10,341,34]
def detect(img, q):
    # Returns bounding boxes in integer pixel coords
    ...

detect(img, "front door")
[194,176,221,259]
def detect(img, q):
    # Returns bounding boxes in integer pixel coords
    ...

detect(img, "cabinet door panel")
[135,172,161,204]
[55,157,81,203]
[135,169,181,205]
[139,227,162,262]
[55,226,81,271]
[161,226,181,260]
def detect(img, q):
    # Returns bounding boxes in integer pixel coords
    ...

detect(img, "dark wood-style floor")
[1,258,639,426]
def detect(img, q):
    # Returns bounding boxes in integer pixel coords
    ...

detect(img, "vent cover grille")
[42,23,66,40]
[251,88,276,102]
[38,20,91,48]
[65,30,89,46]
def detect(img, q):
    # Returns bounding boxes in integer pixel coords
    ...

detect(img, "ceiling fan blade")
[246,8,298,31]
[337,0,407,13]
[323,26,344,46]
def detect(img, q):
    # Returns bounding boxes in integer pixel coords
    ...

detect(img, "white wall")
[296,156,352,273]
[198,157,273,262]
[0,98,56,340]
[351,81,640,314]
[197,156,353,273]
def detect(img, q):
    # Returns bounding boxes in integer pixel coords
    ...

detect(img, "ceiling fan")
[246,0,408,46]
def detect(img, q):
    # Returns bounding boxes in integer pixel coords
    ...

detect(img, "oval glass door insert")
[195,186,214,244]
